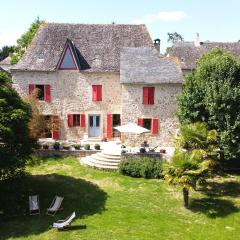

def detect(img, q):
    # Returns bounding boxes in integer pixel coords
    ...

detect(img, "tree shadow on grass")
[203,181,240,198]
[189,197,239,218]
[0,174,108,239]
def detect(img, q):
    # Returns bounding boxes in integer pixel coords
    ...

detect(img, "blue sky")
[0,0,240,52]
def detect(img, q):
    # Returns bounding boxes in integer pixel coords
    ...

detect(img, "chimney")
[194,33,200,47]
[154,39,161,53]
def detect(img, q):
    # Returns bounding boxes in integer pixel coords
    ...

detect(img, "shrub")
[119,157,163,179]
[53,141,60,150]
[94,144,101,150]
[84,144,90,150]
[74,144,81,150]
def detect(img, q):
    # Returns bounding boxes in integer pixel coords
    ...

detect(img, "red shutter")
[138,118,143,126]
[44,85,51,102]
[97,85,102,101]
[148,87,155,104]
[107,114,113,139]
[80,114,86,127]
[152,118,158,134]
[143,87,149,104]
[93,85,102,101]
[52,116,60,140]
[68,114,73,127]
[29,84,35,94]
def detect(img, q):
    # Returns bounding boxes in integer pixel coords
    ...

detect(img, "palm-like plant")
[164,122,220,208]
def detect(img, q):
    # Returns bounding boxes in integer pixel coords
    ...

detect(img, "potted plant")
[53,141,60,150]
[74,144,81,150]
[140,147,146,153]
[94,143,101,150]
[160,149,166,154]
[84,144,91,150]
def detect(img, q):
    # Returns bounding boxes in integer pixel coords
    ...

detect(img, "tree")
[177,48,240,166]
[164,32,184,56]
[164,123,219,208]
[11,17,44,65]
[23,90,51,139]
[0,46,14,61]
[0,71,36,180]
[167,32,184,43]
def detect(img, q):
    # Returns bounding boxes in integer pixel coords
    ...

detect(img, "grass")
[0,156,240,239]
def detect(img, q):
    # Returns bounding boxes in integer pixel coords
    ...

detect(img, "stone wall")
[12,70,122,140]
[35,149,100,158]
[121,83,182,146]
[12,70,182,146]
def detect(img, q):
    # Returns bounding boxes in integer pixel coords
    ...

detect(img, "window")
[138,118,159,134]
[73,114,80,127]
[59,46,78,70]
[113,114,121,137]
[29,84,51,102]
[143,87,155,105]
[92,85,102,101]
[35,85,45,100]
[143,118,152,130]
[68,114,86,127]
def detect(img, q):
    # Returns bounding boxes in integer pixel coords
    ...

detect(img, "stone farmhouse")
[10,23,183,146]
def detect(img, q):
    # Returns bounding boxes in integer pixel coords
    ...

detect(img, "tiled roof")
[120,47,183,84]
[12,23,153,72]
[169,41,240,70]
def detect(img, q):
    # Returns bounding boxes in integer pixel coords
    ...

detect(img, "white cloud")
[132,11,186,24]
[0,30,21,48]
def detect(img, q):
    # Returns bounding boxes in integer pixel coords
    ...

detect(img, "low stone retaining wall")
[121,152,162,160]
[35,149,100,158]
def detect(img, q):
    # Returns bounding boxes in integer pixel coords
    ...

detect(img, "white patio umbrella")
[114,123,150,134]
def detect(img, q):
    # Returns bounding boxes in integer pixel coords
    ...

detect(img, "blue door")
[89,115,100,137]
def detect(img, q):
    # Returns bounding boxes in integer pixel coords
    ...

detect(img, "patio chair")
[47,195,64,216]
[29,195,40,215]
[53,212,76,230]
[149,146,158,152]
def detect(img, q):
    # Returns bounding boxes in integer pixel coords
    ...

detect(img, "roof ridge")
[44,22,146,26]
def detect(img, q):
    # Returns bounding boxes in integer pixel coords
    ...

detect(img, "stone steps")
[80,151,121,170]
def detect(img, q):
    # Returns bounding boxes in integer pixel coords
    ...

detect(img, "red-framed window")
[143,87,155,105]
[59,46,78,70]
[68,114,86,127]
[29,84,51,102]
[92,85,102,101]
[138,118,158,134]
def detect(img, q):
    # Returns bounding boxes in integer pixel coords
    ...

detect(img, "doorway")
[88,114,100,137]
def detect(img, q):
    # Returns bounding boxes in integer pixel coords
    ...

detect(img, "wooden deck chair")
[53,212,76,230]
[29,195,40,215]
[47,195,64,216]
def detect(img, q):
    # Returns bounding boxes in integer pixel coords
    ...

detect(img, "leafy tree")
[11,17,44,65]
[0,71,36,180]
[0,46,14,61]
[23,90,51,139]
[164,32,184,56]
[167,32,184,43]
[177,48,240,166]
[164,123,219,208]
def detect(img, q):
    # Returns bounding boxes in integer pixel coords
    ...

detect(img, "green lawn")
[0,157,240,240]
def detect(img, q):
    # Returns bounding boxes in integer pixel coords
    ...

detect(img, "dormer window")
[59,46,78,70]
